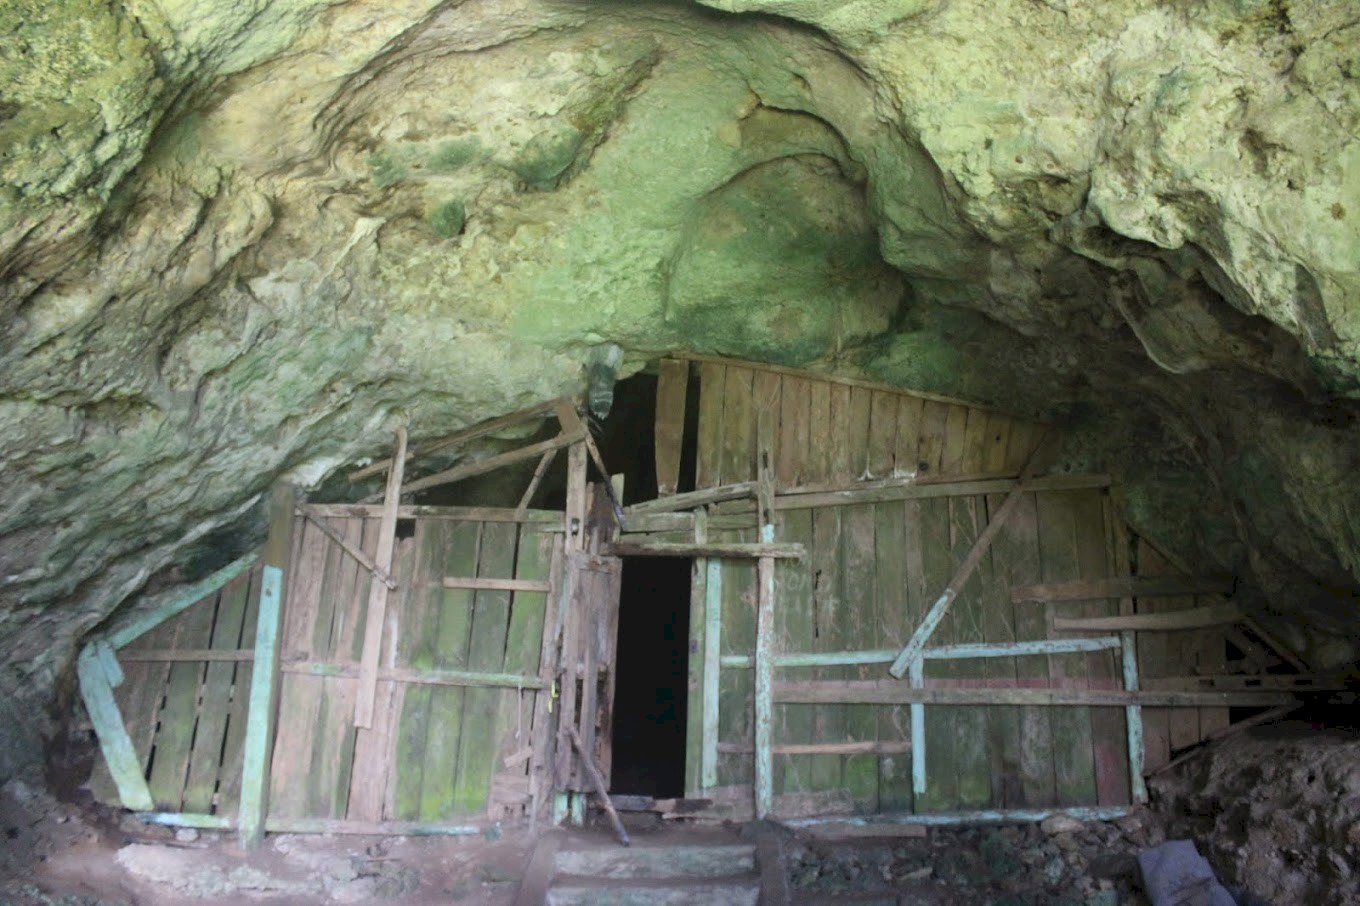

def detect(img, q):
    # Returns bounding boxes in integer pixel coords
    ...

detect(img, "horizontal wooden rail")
[395,429,587,498]
[119,649,254,662]
[605,541,805,560]
[441,577,551,593]
[298,511,397,589]
[1012,575,1234,603]
[710,473,1111,515]
[717,740,912,756]
[773,680,1297,708]
[282,662,544,689]
[625,481,757,516]
[719,638,1123,669]
[300,503,561,523]
[137,812,484,836]
[1145,674,1346,691]
[1053,603,1241,633]
[781,805,1132,829]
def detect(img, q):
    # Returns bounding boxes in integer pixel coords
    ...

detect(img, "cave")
[2,0,1359,903]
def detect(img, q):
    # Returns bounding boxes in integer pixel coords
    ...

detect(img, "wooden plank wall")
[90,565,262,813]
[268,513,557,823]
[688,361,1141,813]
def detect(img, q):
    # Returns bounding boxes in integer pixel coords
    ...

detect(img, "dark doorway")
[609,556,691,797]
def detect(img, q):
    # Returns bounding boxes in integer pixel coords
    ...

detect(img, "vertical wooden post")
[910,657,926,796]
[1108,502,1147,804]
[77,644,154,810]
[700,554,722,790]
[685,507,709,797]
[355,427,408,727]
[754,407,776,819]
[553,443,589,798]
[238,482,296,849]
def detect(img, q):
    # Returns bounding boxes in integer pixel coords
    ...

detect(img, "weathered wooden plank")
[900,497,927,806]
[528,536,565,827]
[1135,539,1172,774]
[355,429,407,727]
[605,541,803,559]
[145,584,212,805]
[721,741,914,756]
[310,516,366,818]
[625,482,757,516]
[717,522,757,788]
[773,506,814,800]
[685,508,709,797]
[720,366,755,485]
[182,573,253,813]
[1036,491,1098,808]
[701,550,723,790]
[873,499,911,812]
[721,637,1124,669]
[947,496,991,809]
[216,566,262,813]
[776,375,809,489]
[654,359,690,496]
[959,408,991,475]
[78,644,154,810]
[238,558,288,846]
[349,536,414,821]
[982,412,1012,475]
[695,362,726,490]
[916,402,950,478]
[940,405,970,475]
[417,521,481,819]
[441,577,551,592]
[1053,604,1242,633]
[299,511,397,590]
[754,408,776,820]
[773,683,1298,708]
[1103,498,1146,804]
[1013,576,1234,603]
[1003,493,1054,807]
[893,395,925,477]
[914,497,956,810]
[808,504,844,798]
[842,501,879,812]
[107,555,260,650]
[1073,491,1126,808]
[867,391,898,480]
[397,429,584,498]
[349,400,559,482]
[301,503,561,522]
[806,380,833,484]
[982,491,1022,807]
[888,443,1050,679]
[119,649,253,662]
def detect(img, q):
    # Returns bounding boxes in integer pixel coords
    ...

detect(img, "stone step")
[546,879,761,906]
[553,843,757,880]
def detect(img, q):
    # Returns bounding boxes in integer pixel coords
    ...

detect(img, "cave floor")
[1,777,1165,905]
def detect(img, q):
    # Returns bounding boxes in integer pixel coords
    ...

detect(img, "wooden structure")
[83,357,1327,840]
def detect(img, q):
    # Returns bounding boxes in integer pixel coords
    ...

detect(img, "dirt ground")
[4,721,1359,905]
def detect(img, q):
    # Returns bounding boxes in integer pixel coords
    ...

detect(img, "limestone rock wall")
[0,0,1357,776]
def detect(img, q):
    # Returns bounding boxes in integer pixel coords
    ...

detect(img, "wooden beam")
[355,429,407,728]
[1144,674,1346,691]
[118,648,254,662]
[281,661,545,690]
[238,482,294,849]
[700,515,722,791]
[570,725,629,846]
[889,435,1051,678]
[712,473,1110,514]
[717,740,913,756]
[299,503,560,523]
[299,511,397,590]
[1052,603,1242,633]
[106,554,258,649]
[397,429,584,498]
[604,541,804,560]
[654,359,689,497]
[516,449,557,517]
[1011,575,1234,603]
[441,576,551,593]
[347,399,558,482]
[718,637,1124,669]
[77,644,154,810]
[772,681,1297,708]
[625,482,757,516]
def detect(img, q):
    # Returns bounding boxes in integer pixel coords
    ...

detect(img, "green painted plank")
[874,500,912,811]
[392,520,443,820]
[183,571,253,813]
[983,491,1024,808]
[915,497,957,812]
[147,586,217,809]
[216,566,261,812]
[841,502,879,812]
[1036,491,1098,807]
[107,555,259,649]
[78,644,154,810]
[685,510,709,797]
[416,520,480,819]
[451,520,517,815]
[947,496,992,809]
[717,526,756,787]
[238,563,285,847]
